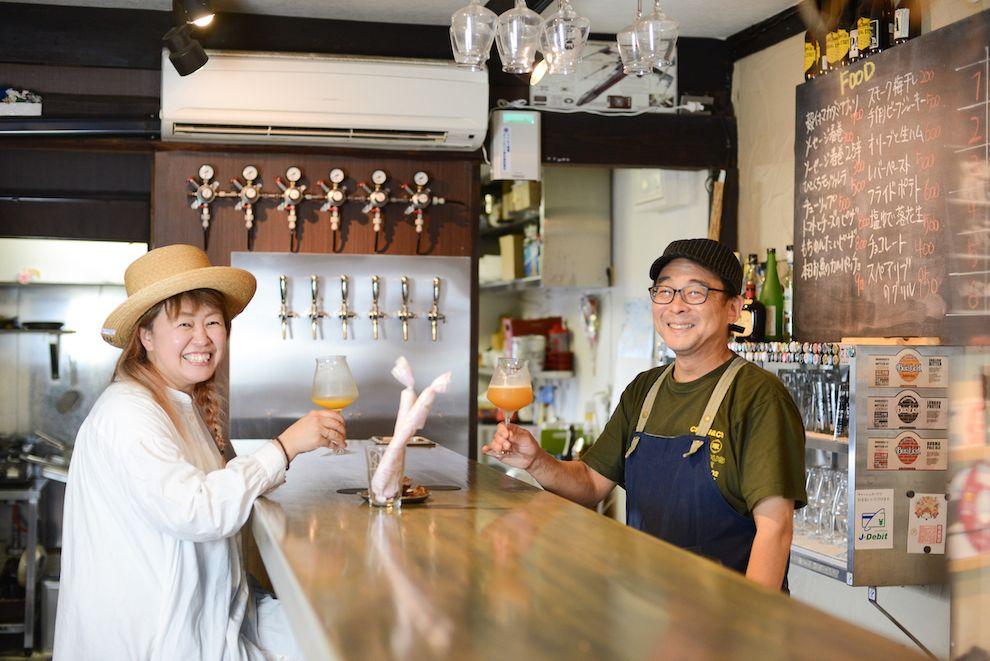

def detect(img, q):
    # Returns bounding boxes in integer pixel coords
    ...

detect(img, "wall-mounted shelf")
[479,276,542,293]
[805,430,849,454]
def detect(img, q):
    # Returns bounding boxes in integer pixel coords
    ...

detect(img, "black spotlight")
[163,24,208,76]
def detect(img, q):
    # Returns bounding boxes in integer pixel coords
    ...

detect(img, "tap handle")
[432,277,441,306]
[340,274,349,304]
[310,274,319,305]
[372,275,381,304]
[279,274,289,306]
[401,276,410,306]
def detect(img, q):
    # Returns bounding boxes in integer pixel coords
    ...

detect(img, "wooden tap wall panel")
[153,150,479,264]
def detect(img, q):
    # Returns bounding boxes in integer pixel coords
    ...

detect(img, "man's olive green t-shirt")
[582,357,807,516]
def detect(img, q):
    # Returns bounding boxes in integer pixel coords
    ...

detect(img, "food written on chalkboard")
[794,10,990,342]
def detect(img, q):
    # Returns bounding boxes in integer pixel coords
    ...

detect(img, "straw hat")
[101,244,257,348]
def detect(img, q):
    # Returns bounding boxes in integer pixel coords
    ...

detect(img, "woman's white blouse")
[54,381,288,660]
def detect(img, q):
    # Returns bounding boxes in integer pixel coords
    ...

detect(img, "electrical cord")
[493,97,708,116]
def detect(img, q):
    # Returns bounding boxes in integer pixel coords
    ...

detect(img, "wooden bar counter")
[249,440,921,660]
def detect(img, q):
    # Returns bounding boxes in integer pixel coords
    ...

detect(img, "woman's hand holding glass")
[279,409,347,459]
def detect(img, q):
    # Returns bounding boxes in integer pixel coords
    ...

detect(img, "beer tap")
[316,168,348,252]
[308,275,328,340]
[275,166,306,253]
[230,165,263,251]
[426,277,446,342]
[358,169,390,252]
[395,276,416,342]
[187,164,220,249]
[401,171,446,236]
[336,275,357,340]
[277,275,298,340]
[367,275,387,341]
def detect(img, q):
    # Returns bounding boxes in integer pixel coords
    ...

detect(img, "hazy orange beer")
[487,386,534,413]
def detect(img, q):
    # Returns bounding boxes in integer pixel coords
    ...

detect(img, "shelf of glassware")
[791,532,851,584]
[805,431,849,454]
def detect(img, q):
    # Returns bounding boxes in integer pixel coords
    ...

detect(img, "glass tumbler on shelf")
[311,355,358,454]
[814,468,837,541]
[829,473,849,546]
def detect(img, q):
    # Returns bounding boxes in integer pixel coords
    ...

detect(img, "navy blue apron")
[625,358,783,586]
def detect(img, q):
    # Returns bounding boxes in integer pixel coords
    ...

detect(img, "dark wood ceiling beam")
[727,3,808,61]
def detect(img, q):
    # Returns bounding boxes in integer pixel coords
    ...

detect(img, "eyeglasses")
[648,284,726,305]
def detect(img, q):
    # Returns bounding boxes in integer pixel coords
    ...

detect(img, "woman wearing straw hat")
[54,245,343,660]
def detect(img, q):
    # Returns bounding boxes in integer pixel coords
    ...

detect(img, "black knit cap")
[649,238,743,295]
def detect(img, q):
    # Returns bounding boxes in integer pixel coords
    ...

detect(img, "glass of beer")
[311,355,358,454]
[486,357,534,434]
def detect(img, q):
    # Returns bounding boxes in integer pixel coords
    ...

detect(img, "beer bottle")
[894,0,921,44]
[884,0,895,48]
[804,30,820,80]
[849,1,861,63]
[759,248,785,341]
[825,0,851,70]
[857,0,885,56]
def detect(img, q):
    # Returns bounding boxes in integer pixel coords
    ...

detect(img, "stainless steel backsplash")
[229,253,472,457]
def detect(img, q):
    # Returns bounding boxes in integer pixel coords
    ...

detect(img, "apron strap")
[694,356,747,438]
[634,363,675,434]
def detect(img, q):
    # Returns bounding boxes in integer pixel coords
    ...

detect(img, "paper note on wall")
[854,489,894,550]
[907,493,947,554]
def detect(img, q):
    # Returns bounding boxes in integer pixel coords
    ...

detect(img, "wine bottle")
[857,0,884,57]
[781,244,794,340]
[894,0,921,44]
[759,248,784,341]
[825,0,851,69]
[849,1,861,63]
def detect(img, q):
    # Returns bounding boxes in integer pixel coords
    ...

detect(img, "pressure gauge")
[242,165,258,181]
[413,171,429,187]
[201,187,215,200]
[286,166,302,183]
[244,187,258,201]
[329,168,345,184]
[287,188,302,202]
[198,164,215,181]
[371,169,388,186]
[330,190,345,204]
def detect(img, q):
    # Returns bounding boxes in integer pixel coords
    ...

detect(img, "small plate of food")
[359,477,431,504]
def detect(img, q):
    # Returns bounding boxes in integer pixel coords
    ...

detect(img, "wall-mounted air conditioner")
[161,50,489,151]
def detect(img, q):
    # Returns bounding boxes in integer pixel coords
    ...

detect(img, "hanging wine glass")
[495,0,543,74]
[540,0,590,76]
[636,0,679,69]
[450,0,498,71]
[617,0,651,76]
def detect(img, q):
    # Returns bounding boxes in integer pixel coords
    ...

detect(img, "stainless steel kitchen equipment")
[230,253,471,456]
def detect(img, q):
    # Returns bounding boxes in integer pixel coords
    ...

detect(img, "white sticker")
[867,350,949,389]
[907,493,947,554]
[867,389,949,430]
[867,434,948,471]
[855,489,894,550]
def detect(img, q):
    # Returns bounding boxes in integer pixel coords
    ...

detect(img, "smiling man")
[484,238,807,591]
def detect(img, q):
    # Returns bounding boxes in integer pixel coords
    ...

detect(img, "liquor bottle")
[804,30,820,81]
[825,0,851,70]
[744,254,759,297]
[857,0,885,57]
[781,244,794,340]
[885,0,896,48]
[848,1,861,63]
[735,276,766,343]
[894,0,921,44]
[759,248,784,341]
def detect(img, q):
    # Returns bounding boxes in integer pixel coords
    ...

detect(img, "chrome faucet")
[395,276,416,342]
[335,275,356,340]
[308,275,328,340]
[367,275,387,340]
[278,275,298,340]
[426,277,445,342]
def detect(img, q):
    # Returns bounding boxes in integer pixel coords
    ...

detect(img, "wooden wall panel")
[153,150,479,265]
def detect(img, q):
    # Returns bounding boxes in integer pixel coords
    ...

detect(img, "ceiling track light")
[163,0,215,76]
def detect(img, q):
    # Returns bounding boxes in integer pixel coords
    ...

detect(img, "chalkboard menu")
[794,10,990,343]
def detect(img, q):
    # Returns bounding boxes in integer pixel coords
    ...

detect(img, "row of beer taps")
[278,274,446,342]
[187,164,447,252]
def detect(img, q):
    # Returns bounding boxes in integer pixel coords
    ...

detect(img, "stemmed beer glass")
[311,355,358,454]
[486,357,534,432]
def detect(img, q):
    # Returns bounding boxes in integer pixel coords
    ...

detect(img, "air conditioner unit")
[161,50,489,151]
